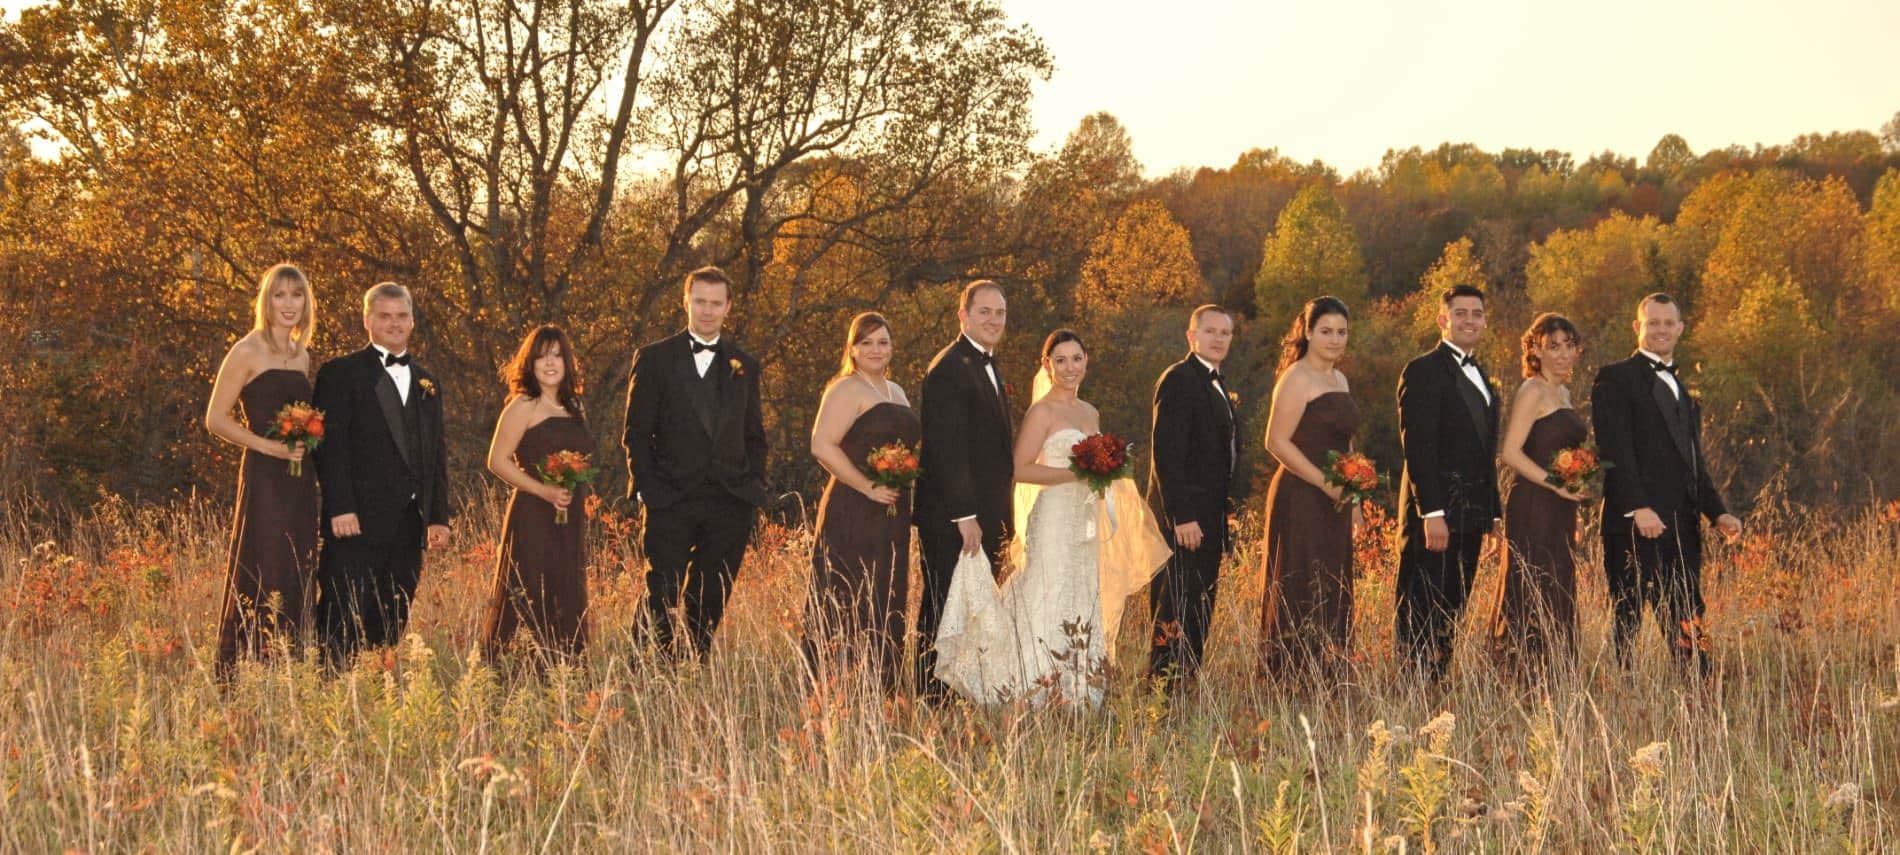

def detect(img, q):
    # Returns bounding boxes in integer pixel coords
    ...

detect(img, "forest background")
[4,0,1900,520]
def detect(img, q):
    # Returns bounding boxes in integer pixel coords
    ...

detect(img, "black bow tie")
[1458,353,1478,369]
[691,339,721,355]
[975,350,995,367]
[1648,358,1678,376]
[383,351,411,367]
[1208,369,1225,383]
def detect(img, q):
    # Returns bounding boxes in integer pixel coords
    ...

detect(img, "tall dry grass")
[1,489,1896,851]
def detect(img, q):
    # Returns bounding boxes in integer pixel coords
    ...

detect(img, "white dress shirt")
[690,332,721,378]
[963,334,1000,393]
[1639,348,1681,399]
[372,344,412,404]
[1442,340,1490,405]
[1195,354,1236,471]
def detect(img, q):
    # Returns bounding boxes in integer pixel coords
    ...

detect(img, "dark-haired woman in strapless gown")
[480,325,596,663]
[802,313,920,692]
[1260,391,1363,679]
[204,264,321,679]
[1490,408,1589,674]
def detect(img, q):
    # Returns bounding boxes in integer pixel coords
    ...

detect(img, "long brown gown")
[216,368,320,676]
[803,402,921,690]
[1489,408,1588,674]
[1259,391,1362,679]
[480,416,594,660]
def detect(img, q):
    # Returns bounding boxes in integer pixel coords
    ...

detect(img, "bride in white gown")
[933,330,1172,707]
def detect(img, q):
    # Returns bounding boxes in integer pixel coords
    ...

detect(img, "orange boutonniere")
[728,357,744,377]
[1227,390,1240,408]
[418,377,437,398]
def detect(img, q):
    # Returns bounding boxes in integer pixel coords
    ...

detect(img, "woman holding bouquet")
[802,312,921,691]
[479,325,594,662]
[1488,313,1589,675]
[1259,297,1364,681]
[205,263,322,678]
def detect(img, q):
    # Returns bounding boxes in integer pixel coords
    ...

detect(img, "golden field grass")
[1,491,1897,852]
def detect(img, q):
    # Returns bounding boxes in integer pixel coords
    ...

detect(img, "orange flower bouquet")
[863,440,922,517]
[538,450,598,524]
[1070,432,1134,497]
[264,401,325,477]
[1544,442,1611,497]
[1324,450,1386,512]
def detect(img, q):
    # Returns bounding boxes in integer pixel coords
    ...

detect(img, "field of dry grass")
[2,491,1896,851]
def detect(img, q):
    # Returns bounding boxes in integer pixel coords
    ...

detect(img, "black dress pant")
[640,490,757,658]
[1603,510,1707,669]
[1147,526,1224,690]
[1395,523,1487,682]
[317,503,424,667]
[913,514,1007,700]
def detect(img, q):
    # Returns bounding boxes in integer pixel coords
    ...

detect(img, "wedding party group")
[205,262,1742,706]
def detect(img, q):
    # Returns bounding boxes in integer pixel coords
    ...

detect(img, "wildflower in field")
[1629,741,1669,777]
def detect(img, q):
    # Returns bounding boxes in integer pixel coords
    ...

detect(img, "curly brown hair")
[1520,312,1581,378]
[501,324,586,423]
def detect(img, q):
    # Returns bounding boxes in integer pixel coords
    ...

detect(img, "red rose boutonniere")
[1005,382,1016,397]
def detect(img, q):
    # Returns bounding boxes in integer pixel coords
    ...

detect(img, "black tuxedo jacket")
[1396,342,1502,533]
[1591,352,1728,521]
[621,331,769,509]
[1145,355,1237,540]
[313,346,452,544]
[914,336,1014,528]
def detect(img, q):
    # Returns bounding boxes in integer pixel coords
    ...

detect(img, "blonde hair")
[362,281,413,316]
[252,263,315,353]
[838,312,891,378]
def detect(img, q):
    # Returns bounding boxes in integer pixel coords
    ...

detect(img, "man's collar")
[961,333,992,357]
[689,331,721,347]
[1193,354,1221,376]
[1440,339,1470,361]
[1638,348,1673,367]
[371,343,407,359]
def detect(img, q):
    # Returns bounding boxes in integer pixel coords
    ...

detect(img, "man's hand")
[1633,508,1666,539]
[957,518,984,557]
[1174,521,1204,552]
[427,524,451,550]
[1715,513,1742,542]
[1423,516,1449,552]
[330,513,362,538]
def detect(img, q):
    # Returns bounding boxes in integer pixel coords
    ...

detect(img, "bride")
[933,330,1172,707]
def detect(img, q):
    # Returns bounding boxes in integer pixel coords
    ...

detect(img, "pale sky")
[6,0,1896,176]
[1009,0,1900,175]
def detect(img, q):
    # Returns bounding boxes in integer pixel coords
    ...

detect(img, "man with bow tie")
[1395,284,1503,683]
[623,266,768,661]
[1592,293,1742,672]
[312,282,453,668]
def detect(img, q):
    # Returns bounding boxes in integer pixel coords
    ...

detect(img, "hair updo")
[1277,296,1351,373]
[1520,312,1581,378]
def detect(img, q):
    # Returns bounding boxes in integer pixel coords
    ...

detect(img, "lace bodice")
[1038,427,1087,468]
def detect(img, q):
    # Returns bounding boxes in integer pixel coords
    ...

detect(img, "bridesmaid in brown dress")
[205,264,321,678]
[1259,297,1363,680]
[1490,314,1590,675]
[803,313,921,691]
[479,325,595,661]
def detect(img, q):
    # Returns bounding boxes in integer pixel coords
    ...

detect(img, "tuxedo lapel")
[1443,346,1490,441]
[371,359,414,469]
[713,348,745,438]
[677,336,717,438]
[1645,365,1695,466]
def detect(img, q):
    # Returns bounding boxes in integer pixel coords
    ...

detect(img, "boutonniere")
[728,357,744,377]
[418,378,437,398]
[1227,390,1241,408]
[1487,376,1502,396]
[1005,382,1016,398]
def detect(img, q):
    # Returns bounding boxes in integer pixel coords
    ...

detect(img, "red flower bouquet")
[264,401,325,477]
[862,440,922,517]
[538,450,598,524]
[1069,432,1134,496]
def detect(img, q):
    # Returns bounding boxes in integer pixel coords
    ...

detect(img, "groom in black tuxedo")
[913,280,1014,700]
[623,266,768,659]
[1145,304,1238,691]
[1593,293,1741,671]
[1395,284,1501,682]
[313,282,453,667]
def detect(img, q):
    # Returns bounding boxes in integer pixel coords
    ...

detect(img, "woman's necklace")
[857,372,893,403]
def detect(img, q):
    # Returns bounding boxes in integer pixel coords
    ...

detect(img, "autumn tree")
[1254,184,1367,329]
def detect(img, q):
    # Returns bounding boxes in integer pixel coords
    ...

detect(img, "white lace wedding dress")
[933,427,1171,707]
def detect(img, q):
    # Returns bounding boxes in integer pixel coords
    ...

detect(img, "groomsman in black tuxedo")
[913,280,1014,700]
[1395,284,1502,682]
[313,283,453,667]
[623,266,769,659]
[1592,293,1742,671]
[1145,304,1239,691]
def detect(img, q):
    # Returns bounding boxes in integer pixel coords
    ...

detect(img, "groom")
[1394,283,1501,683]
[1145,304,1239,691]
[914,280,1014,701]
[623,266,769,659]
[1593,293,1741,671]
[313,282,453,667]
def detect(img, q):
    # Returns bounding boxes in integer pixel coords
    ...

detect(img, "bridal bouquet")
[1070,433,1134,497]
[1324,450,1386,512]
[863,440,922,517]
[538,450,597,524]
[1545,442,1611,497]
[264,401,325,477]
